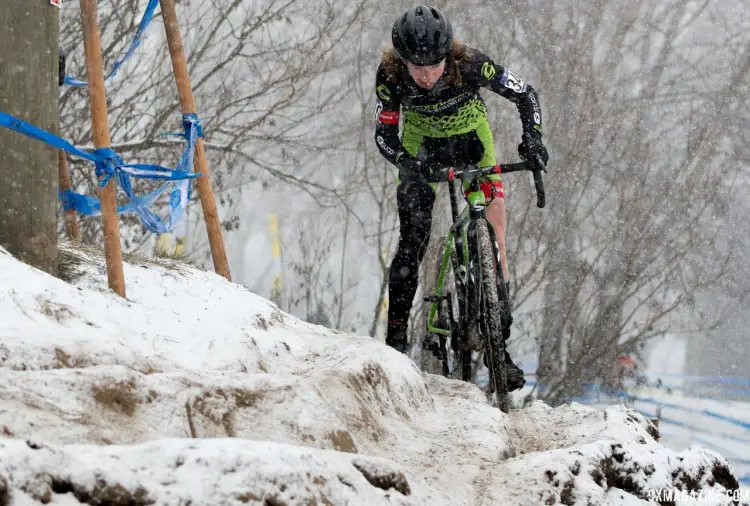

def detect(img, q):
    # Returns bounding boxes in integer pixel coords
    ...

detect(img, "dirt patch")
[254,311,285,331]
[280,421,316,445]
[132,360,161,375]
[234,388,266,409]
[56,246,87,283]
[263,496,287,506]
[559,479,575,505]
[185,402,198,438]
[55,348,90,369]
[190,386,289,437]
[347,361,411,419]
[57,241,196,285]
[192,388,264,419]
[191,389,242,437]
[596,444,645,497]
[20,473,53,503]
[92,379,141,417]
[625,411,660,441]
[37,296,76,322]
[50,475,154,506]
[0,345,8,367]
[0,474,8,506]
[344,396,384,443]
[707,460,739,490]
[270,310,285,325]
[150,246,199,268]
[123,250,194,275]
[342,362,410,442]
[236,491,262,502]
[352,459,410,496]
[358,362,390,392]
[327,431,357,454]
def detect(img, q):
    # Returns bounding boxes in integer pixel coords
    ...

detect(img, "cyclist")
[374,4,549,391]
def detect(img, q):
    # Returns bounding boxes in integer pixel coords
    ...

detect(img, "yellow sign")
[269,214,281,259]
[268,213,283,305]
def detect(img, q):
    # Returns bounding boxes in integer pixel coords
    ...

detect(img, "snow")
[0,242,747,505]
[576,386,750,492]
[1,438,417,505]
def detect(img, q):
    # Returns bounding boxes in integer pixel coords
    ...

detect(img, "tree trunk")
[0,1,59,275]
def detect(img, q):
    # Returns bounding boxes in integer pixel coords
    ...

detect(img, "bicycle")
[421,155,546,412]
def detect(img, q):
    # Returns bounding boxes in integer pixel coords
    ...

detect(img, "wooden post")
[79,0,126,297]
[58,151,81,241]
[160,0,232,281]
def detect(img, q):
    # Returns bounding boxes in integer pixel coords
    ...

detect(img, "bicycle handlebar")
[426,157,547,208]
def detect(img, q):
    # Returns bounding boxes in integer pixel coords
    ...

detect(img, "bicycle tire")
[474,219,510,412]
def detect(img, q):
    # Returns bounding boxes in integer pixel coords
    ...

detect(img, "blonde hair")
[380,39,474,87]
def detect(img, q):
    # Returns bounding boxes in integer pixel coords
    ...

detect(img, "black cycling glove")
[518,132,549,166]
[395,151,442,184]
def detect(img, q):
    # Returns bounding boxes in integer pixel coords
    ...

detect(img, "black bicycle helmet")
[392,5,453,66]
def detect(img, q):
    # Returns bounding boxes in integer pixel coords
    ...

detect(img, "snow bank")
[0,243,745,505]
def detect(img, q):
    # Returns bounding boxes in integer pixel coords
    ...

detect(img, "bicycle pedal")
[423,294,447,303]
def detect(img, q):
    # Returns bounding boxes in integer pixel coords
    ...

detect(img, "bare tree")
[0,1,59,275]
[283,210,361,330]
[491,0,750,405]
[58,0,367,253]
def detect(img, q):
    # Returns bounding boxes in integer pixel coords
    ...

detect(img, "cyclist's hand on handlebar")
[396,151,442,184]
[518,131,549,167]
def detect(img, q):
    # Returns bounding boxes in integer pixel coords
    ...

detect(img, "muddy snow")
[0,243,745,505]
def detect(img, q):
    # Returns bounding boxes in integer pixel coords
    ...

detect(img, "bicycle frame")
[422,157,546,398]
[426,174,494,338]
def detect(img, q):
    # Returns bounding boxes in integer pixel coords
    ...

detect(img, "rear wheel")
[474,219,509,412]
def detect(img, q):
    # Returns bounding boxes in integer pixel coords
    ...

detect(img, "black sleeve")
[468,50,543,138]
[374,65,408,166]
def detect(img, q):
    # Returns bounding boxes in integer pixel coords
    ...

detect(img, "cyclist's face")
[406,59,446,89]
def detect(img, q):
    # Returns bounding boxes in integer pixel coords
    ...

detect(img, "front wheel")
[431,237,471,382]
[474,219,510,412]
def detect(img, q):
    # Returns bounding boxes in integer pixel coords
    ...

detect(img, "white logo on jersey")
[501,69,527,93]
[376,135,395,156]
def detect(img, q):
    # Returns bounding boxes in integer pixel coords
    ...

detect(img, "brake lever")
[534,154,548,173]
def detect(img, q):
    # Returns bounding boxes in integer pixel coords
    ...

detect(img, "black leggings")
[387,179,436,333]
[387,130,487,335]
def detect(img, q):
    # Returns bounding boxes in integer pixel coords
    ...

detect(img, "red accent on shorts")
[465,179,504,200]
[378,110,400,125]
